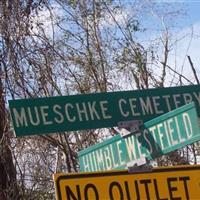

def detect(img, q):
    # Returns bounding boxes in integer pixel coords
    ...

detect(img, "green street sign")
[9,84,200,136]
[78,102,200,172]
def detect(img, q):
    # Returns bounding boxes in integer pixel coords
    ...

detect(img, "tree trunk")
[0,72,20,200]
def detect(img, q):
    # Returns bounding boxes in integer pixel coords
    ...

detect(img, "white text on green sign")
[9,84,200,136]
[78,103,200,172]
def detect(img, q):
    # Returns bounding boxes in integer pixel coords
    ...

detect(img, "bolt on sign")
[78,103,200,172]
[9,84,200,136]
[53,165,200,200]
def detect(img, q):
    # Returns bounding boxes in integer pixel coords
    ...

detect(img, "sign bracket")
[117,120,143,137]
[117,120,152,172]
[116,120,152,173]
[127,156,153,173]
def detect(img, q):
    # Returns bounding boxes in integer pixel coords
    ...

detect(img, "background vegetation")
[0,0,199,199]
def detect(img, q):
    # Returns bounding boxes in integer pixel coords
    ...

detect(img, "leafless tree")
[0,0,199,199]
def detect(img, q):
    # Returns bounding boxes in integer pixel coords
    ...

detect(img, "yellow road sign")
[53,165,200,200]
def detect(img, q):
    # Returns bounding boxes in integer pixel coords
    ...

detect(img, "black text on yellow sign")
[53,165,200,200]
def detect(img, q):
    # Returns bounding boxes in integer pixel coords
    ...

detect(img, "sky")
[139,1,200,86]
[34,0,200,87]
[185,2,200,25]
[99,0,200,86]
[163,1,200,85]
